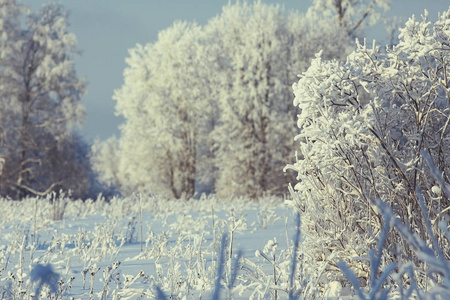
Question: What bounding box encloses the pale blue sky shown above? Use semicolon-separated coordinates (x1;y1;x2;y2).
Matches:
25;0;450;142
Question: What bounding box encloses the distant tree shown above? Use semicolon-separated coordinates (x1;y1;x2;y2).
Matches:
0;0;26;194
286;8;450;293
0;1;87;198
308;0;390;37
110;21;212;199
91;136;122;193
208;1;354;198
206;2;292;198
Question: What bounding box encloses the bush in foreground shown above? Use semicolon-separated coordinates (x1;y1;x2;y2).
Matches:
286;7;450;297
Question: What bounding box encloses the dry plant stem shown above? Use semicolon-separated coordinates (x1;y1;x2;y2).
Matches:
82;269;88;289
229;229;234;263
212;206;216;253
273;256;278;300
34;198;37;244
89;266;100;299
289;213;301;300
139;195;143;252
212;234;227;300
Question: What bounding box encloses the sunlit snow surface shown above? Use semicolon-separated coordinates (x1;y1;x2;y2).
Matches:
0;195;300;299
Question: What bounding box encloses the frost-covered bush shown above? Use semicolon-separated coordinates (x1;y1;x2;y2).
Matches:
286;8;450;294
341;152;450;299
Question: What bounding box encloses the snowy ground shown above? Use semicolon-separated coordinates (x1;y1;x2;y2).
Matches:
0;195;301;299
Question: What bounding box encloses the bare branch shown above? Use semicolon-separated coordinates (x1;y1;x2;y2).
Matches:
13;181;63;197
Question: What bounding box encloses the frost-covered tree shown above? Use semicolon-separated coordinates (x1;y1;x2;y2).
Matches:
208;1;354;198
91;136;122;192
111;21;212;198
97;0;387;199
0;2;87;197
207;2;294;198
0;0;26;190
286;8;450;294
308;0;390;37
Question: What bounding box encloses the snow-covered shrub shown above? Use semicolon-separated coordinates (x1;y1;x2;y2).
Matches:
286;8;450;294
340;152;450;298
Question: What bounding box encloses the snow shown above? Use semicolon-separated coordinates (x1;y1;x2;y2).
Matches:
0;195;304;299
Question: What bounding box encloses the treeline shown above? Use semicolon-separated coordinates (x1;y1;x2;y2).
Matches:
92;0;390;199
0;0;390;200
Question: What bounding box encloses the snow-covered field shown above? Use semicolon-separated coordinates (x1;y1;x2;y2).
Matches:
0;194;302;299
